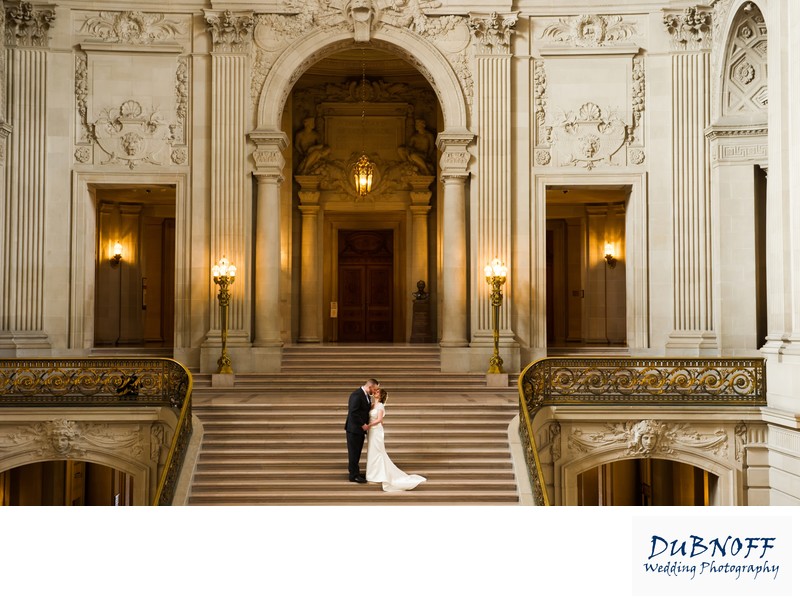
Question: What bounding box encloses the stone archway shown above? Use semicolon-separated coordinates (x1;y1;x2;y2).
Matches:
560;447;737;506
249;13;474;355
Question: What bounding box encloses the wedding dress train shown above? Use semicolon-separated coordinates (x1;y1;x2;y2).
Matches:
366;403;426;492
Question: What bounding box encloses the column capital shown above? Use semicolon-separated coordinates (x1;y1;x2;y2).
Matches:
437;130;474;178
251;129;288;179
5;1;55;49
468;11;518;55
662;6;712;52
204;9;255;54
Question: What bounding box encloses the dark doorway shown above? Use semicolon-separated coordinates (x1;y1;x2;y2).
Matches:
337;230;393;342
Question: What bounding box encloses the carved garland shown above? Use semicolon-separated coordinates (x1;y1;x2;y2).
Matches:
540;14;637;47
79;10;184;44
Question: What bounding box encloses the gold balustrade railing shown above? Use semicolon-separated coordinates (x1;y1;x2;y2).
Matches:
517;357;767;505
0;357;192;505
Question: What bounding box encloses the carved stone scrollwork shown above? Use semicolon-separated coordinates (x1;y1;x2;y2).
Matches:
569;420;729;459
79;10;184;44
468;11;518;54
4;1;55;48
541;14;638;48
0;419;145;460
550;102;628;170
663;6;712;51
549;422;562;462
205;9;255;53
92;100;170;169
734;421;747;462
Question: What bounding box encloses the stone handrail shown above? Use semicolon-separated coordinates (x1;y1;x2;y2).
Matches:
0;357;192;505
517;357;767;505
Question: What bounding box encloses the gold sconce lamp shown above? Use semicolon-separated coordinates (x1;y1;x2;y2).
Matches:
604;242;617;269
110;241;123;267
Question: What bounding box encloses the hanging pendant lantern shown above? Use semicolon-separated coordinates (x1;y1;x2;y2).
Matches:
354;154;374;196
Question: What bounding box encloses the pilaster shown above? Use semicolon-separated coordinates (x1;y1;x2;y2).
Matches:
468;11;518;358
201;9;255;372
0;1;55;355
663;6;718;356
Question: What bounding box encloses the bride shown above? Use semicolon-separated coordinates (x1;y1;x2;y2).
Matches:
366;388;427;492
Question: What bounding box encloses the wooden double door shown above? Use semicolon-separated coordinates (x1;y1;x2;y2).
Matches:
337;230;393;342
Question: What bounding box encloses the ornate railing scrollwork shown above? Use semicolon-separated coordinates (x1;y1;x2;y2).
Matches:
517;357;767;505
0;358;192;505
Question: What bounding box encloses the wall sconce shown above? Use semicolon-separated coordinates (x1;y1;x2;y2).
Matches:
604;242;617;269
484;258;507;374
110;241;123;267
212;256;237;375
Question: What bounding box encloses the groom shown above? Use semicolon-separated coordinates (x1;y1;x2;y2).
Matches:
345;378;379;483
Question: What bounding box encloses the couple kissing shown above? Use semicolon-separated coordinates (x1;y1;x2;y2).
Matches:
344;378;426;492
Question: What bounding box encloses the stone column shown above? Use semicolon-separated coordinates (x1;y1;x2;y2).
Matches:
468;12;518;366
663;7;718;356
408;176;434;291
201;9;255;372
437;132;474;370
0;1;55;355
297;183;322;343
250;132;288;371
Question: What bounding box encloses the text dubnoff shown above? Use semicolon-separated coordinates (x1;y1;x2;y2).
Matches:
643;534;780;581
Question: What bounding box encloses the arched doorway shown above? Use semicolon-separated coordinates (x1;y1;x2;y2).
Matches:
577;458;718;506
288;47;442;344
0;460;134;506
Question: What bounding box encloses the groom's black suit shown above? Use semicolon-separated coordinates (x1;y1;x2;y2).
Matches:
345;386;371;480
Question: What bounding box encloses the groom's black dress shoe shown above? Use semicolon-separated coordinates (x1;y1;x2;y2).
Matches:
349;476;367;483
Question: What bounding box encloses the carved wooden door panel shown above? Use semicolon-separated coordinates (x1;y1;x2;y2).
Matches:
338;230;393;342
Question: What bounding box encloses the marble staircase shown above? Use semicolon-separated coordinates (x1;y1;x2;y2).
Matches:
188;344;521;505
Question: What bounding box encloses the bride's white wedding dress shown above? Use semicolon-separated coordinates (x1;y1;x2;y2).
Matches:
366;403;426;492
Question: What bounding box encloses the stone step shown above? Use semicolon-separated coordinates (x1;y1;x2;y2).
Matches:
195;456;512;468
187;490;520;505
190;478;516;491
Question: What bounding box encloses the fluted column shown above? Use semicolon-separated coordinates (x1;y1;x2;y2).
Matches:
468;12;518;352
250;132;288;367
0;1;55;354
663;7;718;355
202;10;255;371
437;132;473;356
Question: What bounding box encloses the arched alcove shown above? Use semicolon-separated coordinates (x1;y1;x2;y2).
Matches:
721;2;768;117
